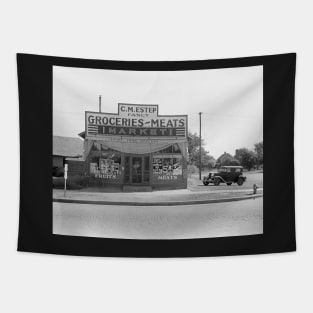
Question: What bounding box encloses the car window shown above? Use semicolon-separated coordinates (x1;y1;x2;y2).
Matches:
235;168;241;172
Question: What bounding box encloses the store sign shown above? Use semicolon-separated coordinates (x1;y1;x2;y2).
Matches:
157;175;178;180
86;103;187;139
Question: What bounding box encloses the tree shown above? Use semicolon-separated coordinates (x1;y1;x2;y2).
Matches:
199;150;216;169
254;141;263;168
187;131;216;169
216;152;240;167
235;148;257;171
204;155;216;169
187;132;201;159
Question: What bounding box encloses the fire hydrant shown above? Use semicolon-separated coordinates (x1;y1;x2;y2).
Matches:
253;184;258;194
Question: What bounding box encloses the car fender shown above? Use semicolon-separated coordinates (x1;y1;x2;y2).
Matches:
212;175;226;183
235;176;247;182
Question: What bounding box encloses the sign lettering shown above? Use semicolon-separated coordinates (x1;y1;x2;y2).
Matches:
86;103;187;139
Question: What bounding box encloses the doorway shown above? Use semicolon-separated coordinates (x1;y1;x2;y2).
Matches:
124;155;150;185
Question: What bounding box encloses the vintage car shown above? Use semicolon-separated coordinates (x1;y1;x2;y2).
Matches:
202;166;246;186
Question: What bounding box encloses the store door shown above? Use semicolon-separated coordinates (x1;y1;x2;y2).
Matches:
124;155;150;185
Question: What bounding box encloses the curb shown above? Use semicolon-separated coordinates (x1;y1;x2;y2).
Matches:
53;193;263;206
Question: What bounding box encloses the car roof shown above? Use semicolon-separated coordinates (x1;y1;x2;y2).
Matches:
220;166;243;168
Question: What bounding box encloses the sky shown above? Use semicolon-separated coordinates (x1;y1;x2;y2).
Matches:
53;65;263;159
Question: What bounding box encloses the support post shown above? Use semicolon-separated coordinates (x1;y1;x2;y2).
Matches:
199;112;202;180
64;164;68;197
99;95;102;112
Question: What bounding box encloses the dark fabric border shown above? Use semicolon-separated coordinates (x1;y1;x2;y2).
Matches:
17;53;296;257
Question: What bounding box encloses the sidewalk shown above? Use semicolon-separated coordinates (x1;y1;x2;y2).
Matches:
53;187;263;206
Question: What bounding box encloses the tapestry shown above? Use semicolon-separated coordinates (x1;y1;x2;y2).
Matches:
17;53;296;257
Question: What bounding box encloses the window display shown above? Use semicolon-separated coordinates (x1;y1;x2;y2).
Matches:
89;149;121;179
153;155;182;180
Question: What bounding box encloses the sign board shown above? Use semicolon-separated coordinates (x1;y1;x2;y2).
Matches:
64;164;68;179
86;103;187;139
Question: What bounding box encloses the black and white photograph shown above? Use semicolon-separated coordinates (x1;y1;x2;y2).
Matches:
52;65;263;239
3;0;307;311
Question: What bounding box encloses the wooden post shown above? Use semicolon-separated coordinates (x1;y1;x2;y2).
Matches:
64;164;68;197
99;95;102;112
199;112;202;180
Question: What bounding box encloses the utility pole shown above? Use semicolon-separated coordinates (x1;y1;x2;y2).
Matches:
99;95;102;112
199;112;202;180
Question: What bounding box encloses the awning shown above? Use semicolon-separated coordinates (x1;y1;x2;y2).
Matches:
83;137;188;160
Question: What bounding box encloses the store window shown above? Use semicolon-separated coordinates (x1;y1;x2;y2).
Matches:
153;144;183;178
153;156;182;176
89;145;121;179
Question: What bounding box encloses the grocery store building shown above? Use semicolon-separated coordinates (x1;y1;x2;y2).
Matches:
62;103;188;191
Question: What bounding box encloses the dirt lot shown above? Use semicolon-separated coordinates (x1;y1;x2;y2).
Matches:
53;171;263;239
53;197;263;239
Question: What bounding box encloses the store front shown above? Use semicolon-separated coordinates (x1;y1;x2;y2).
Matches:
79;103;188;190
124;154;150;185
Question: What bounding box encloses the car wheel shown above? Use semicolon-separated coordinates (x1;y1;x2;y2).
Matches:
237;177;244;186
213;178;220;186
226;182;232;186
203;181;209;186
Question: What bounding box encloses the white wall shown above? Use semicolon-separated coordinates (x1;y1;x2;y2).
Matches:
0;1;311;312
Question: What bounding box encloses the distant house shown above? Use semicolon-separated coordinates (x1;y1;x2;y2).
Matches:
53;136;84;175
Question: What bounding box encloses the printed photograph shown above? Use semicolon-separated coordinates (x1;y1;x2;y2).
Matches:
53;65;263;239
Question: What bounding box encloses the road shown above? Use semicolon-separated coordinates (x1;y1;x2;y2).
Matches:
53;198;263;239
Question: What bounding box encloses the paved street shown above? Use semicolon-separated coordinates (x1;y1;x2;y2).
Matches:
53;198;263;239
